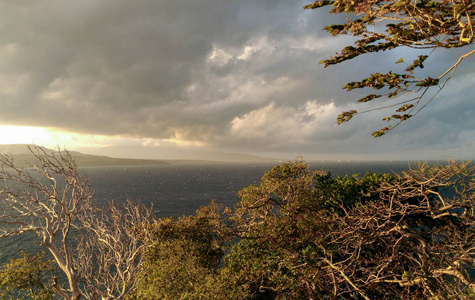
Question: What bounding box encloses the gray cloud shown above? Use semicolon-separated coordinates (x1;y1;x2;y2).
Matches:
0;0;473;159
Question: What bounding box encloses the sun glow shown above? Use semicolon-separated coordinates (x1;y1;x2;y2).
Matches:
0;126;55;145
0;125;112;149
0;125;194;153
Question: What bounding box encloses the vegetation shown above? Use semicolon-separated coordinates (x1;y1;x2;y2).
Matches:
0;251;54;299
0;149;474;299
304;0;475;136
0;146;156;300
128;201;232;299
129;160;474;299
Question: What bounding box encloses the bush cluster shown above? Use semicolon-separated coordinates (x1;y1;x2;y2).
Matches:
1;160;474;299
129;160;475;299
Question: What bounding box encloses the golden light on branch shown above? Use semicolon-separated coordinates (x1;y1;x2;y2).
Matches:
305;0;475;136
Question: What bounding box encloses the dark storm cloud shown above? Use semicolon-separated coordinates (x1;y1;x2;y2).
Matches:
0;1;324;132
0;0;473;159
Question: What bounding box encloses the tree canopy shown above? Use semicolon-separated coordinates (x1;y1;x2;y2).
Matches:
1;150;474;299
130;160;475;299
0;251;54;300
304;0;475;136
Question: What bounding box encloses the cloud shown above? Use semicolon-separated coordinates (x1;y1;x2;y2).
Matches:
0;0;473;159
0;1;326;134
230;101;337;147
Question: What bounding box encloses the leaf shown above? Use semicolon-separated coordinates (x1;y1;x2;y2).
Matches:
396;104;414;112
416;77;439;87
337;110;357;125
391;114;412;121
357;94;382;102
303;1;333;10
371;126;391;137
395;57;404;64
406;55;429;72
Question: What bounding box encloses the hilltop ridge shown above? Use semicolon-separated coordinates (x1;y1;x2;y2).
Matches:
0;144;280;167
0;144;169;167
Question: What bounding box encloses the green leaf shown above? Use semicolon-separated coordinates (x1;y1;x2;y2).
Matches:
396;104;414;112
371;126;391;137
337;110;357;125
357;94;382;102
303;1;333;10
415;77;439;87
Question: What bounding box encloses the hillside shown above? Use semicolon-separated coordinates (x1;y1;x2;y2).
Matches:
0;144;169;167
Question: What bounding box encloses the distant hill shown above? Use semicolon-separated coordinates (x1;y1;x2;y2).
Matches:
0;144;169;167
75;145;280;163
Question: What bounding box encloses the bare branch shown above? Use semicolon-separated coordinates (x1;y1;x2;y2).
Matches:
0;146;94;300
75;199;157;300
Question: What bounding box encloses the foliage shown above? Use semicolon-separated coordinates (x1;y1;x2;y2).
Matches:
128;200;233;299
2;151;474;299
304;0;475;136
226;160;396;298
131;159;475;299
0;251;54;300
227;160;475;299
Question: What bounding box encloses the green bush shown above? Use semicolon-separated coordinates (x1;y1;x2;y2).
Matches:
130;160;475;299
0;251;54;300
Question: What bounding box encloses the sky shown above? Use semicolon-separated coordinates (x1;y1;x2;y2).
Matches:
0;0;474;161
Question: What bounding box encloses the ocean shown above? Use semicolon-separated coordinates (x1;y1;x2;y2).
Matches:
0;160;421;266
85;160;417;218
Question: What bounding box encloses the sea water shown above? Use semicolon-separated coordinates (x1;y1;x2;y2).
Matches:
0;160;420;266
85;160;416;217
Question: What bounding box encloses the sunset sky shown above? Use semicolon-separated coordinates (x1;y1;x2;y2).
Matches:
0;0;474;161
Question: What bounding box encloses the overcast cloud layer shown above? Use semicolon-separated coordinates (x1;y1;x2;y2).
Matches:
0;0;474;160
